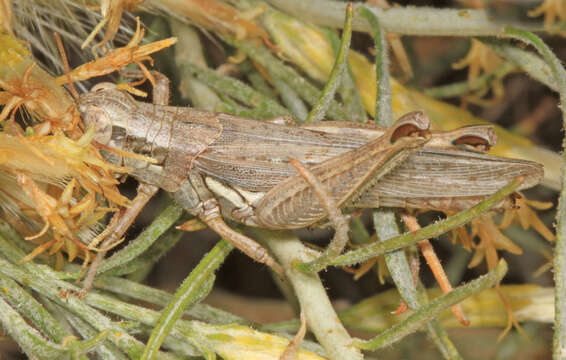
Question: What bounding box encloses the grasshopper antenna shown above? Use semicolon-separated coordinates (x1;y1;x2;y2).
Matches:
54;32;79;100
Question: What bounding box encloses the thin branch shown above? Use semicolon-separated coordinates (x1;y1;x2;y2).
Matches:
265;0;540;36
142;240;233;360
251;228;364;360
358;7;461;357
329;176;524;267
482;37;557;93
353;260;508;350
305;3;353;123
502;27;566;360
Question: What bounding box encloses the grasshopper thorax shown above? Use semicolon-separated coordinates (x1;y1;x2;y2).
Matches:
78;86;138;165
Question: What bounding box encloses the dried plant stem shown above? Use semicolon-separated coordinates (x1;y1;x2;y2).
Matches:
501;27;566;360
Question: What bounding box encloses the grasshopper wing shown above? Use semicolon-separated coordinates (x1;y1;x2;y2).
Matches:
354;149;543;210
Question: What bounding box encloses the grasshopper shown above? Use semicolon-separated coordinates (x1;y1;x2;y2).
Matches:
77;76;543;275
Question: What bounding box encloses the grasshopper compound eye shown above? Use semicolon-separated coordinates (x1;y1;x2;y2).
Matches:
80;104;113;145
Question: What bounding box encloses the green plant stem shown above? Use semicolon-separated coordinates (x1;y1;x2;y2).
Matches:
444;246;473;285
233;39;350;121
251;228;363;360
359;10;409;316
96;228;183;278
84;204;183;279
0;296;67;359
502;27;566;360
95;276;251;326
0;234;177;359
359;5;391;125
171;20;221;111
0;273;68;343
240;61;277;99
272;76;308;122
0;239;318;360
360;7;460;357
180;61;289;118
371;211;416;305
424;61;516;98
265;0;540;36
63;310;129;360
353;260;508;350
305;3;353;123
324;28;367;123
481;37;557;92
329;177;524;267
141;240;233;360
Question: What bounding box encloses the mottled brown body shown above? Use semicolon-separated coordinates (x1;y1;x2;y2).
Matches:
79;88;542;228
77;86;543;271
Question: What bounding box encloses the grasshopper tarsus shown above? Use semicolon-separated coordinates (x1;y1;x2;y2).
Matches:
121;69;170;105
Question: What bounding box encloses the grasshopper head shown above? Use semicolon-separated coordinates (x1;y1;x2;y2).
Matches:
78;84;137;164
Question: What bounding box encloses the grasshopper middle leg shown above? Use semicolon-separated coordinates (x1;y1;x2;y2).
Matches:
174;173;283;275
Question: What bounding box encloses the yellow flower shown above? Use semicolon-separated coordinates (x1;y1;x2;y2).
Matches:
466;214;523;270
499;193;555;242
452;38;506;105
528;0;566;35
450;193;554;270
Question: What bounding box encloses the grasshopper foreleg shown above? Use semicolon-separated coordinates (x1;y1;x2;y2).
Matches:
80;71;169;296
